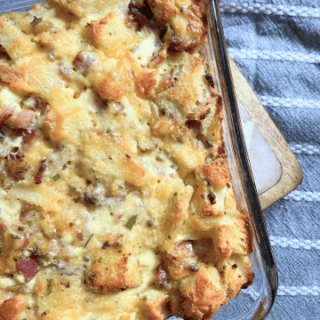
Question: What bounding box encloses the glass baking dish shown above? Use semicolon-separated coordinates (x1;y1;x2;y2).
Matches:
202;2;278;319
0;0;278;319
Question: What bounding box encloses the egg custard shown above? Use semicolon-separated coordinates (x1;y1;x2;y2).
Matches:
0;0;254;319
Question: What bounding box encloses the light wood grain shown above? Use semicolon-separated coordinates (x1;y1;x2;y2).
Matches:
229;56;303;210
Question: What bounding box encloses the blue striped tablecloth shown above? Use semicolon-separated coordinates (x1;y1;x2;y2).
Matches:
220;1;320;319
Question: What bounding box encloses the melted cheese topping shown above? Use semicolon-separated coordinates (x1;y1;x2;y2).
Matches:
0;1;254;319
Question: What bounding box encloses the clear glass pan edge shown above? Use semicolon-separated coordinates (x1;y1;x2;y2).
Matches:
204;1;278;319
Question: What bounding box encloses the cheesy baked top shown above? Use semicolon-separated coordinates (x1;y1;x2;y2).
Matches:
0;0;254;319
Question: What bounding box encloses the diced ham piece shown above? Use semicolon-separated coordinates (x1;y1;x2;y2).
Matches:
23;130;38;149
30;96;48;111
73;51;96;70
6;110;34;129
58;64;74;79
3;178;14;189
155;265;168;287
16;258;39;282
0;107;34;129
0;107;14;126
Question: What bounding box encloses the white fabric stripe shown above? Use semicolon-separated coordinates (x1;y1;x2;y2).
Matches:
270;236;320;250
228;48;320;64
258;96;320;109
220;3;320;18
278;286;320;296
246;285;320;297
289;144;320;155
283;191;320;202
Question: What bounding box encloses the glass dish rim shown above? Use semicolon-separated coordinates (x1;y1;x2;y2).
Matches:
207;1;278;319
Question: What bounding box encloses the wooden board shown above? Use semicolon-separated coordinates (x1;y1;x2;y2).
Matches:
229;56;303;210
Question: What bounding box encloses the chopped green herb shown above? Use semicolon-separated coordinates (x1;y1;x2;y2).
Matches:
125;215;137;230
53;174;61;181
84;234;94;248
47;279;53;295
21;96;30;102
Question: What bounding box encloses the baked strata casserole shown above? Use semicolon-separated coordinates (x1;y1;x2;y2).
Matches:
0;0;254;319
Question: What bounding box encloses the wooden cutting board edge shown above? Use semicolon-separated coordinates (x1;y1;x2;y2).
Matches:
228;57;303;211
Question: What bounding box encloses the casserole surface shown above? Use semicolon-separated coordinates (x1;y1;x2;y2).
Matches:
0;1;254;319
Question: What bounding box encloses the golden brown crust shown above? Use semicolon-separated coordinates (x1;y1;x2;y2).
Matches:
217;218;254;258
97;75;126;101
203;159;231;188
147;0;177;21
146;0;206;52
201;203;224;218
156;73;172;92
216;255;254;298
144;299;169;320
171;269;228;320
56;0;87;17
136;70;158;98
88;257;139;292
91;16;109;40
0;296;24;320
0;65;22;83
96;59;132;101
151;118;178;136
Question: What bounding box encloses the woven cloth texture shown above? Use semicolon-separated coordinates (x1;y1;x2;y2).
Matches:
220;1;320;319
